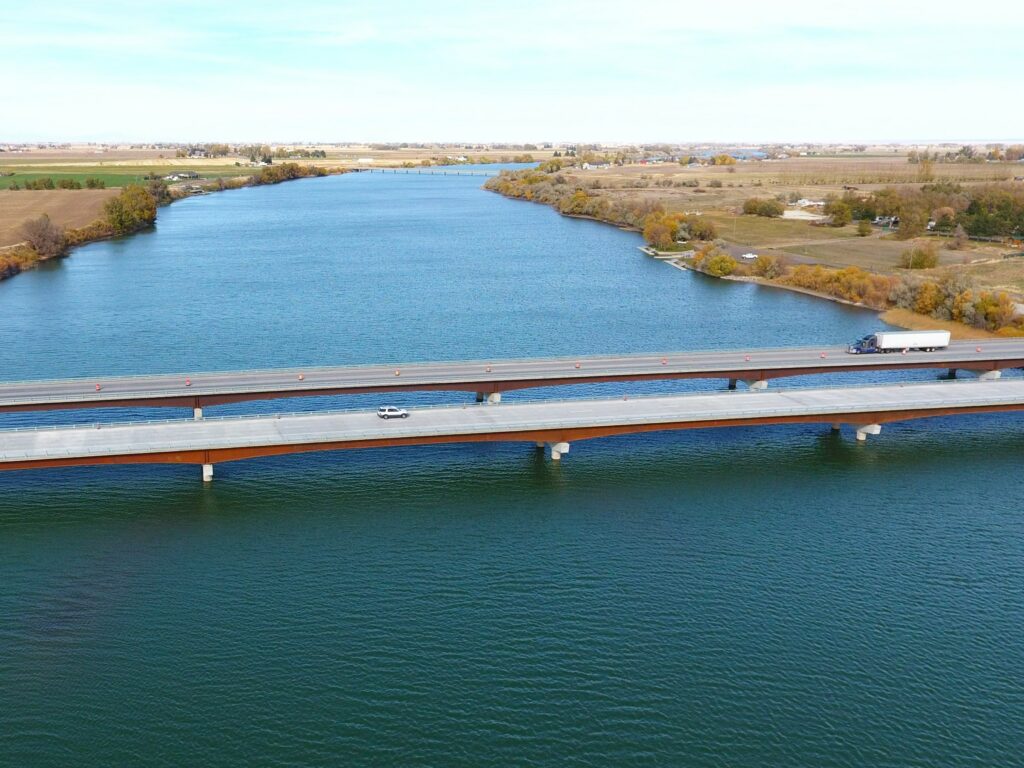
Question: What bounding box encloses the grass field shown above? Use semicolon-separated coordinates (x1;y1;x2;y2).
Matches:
700;213;856;246
0;165;253;190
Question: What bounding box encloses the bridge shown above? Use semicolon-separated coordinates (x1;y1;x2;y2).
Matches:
2;340;1021;417
2;379;1023;481
354;168;496;177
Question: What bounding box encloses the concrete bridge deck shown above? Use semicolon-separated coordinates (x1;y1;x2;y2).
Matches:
3;379;1022;479
2;340;1023;415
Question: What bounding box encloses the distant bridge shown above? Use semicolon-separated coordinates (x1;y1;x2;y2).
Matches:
354;168;497;177
2;379;1023;481
1;341;1021;417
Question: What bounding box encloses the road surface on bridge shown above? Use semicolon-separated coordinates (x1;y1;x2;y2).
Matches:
2;378;1022;472
2;340;1023;414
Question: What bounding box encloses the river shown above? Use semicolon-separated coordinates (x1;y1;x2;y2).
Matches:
1;168;1022;766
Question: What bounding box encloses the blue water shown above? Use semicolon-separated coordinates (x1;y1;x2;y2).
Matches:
1;170;1022;766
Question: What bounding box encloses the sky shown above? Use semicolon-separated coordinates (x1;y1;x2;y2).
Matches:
3;0;1023;144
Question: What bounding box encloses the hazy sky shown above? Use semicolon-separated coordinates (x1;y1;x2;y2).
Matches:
5;0;1022;143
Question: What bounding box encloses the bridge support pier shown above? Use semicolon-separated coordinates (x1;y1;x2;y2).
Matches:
476;392;484;402
535;441;545;449
548;442;570;461
194;407;203;420
202;463;214;482
744;379;769;391
969;369;1002;380
947;368;958;379
855;424;882;442
476;392;502;404
728;379;737;390
831;423;841;433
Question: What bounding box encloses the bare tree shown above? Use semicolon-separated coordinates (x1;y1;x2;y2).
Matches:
20;214;66;258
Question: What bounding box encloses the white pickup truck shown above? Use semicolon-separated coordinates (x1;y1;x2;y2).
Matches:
847;330;951;354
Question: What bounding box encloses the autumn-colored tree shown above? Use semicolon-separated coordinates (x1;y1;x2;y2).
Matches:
103;185;157;235
913;281;943;315
683;215;718;241
951;290;975;324
642;213;677;249
950;224;969;250
752;254;784;278
704;253;737;276
20;214;67;258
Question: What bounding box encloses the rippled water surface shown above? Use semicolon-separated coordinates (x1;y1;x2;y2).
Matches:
1;169;1022;766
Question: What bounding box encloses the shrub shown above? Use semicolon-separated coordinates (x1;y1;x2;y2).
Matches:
950;224;969;250
704;253;737;276
899;242;939;269
84;177;106;189
752;254;784;278
742;197;784;217
20;214;66;258
856;219;872;237
708;179;723;188
57;178;82;189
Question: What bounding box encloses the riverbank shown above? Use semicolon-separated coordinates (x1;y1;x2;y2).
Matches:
485;170;1024;339
0;165;349;284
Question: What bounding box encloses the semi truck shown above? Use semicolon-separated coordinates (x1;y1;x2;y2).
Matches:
847;330;951;354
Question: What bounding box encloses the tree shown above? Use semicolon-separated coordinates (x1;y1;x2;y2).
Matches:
704;253;737;276
683;215;718;241
917;158;935;183
824;200;852;227
742;197;784;217
20;214;66;258
146;178;173;206
103;185;157;234
950;224;969;250
913;281;943;315
642;212;682;249
856;219;872;237
896;204;928;239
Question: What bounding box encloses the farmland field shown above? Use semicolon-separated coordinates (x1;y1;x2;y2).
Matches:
0;189;117;247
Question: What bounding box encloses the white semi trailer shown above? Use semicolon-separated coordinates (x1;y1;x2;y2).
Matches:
847;330;951;354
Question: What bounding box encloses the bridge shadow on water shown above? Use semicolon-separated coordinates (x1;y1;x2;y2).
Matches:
2;410;1022;530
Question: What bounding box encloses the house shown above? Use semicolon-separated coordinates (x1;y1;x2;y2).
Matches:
163;170;200;181
187;147;207;158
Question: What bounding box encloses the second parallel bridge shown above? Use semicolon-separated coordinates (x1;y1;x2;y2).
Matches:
2;340;1023;414
3;379;1024;478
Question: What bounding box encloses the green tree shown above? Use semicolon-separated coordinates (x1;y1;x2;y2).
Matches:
856;219;872;237
824;200;852;227
896;204;928;239
103;185;157;235
899;242;939;269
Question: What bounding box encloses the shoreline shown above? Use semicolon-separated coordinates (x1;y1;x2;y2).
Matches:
485;181;1015;340
0;166;351;284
